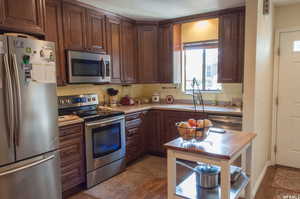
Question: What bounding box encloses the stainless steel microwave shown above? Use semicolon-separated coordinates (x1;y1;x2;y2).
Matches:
67;50;111;84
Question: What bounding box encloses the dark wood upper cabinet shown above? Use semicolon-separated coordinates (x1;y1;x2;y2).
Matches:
45;0;66;86
106;16;122;84
62;2;86;50
121;20;136;84
0;0;45;35
237;11;245;83
86;9;106;53
218;10;245;83
158;23;173;83
137;25;158;83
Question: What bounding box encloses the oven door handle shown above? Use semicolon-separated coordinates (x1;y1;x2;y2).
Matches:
85;116;124;128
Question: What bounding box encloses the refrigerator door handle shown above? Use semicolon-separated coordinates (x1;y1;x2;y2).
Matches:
11;53;22;146
0;155;55;177
3;53;15;148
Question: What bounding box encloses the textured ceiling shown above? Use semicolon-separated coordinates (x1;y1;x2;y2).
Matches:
273;0;300;5
78;0;245;20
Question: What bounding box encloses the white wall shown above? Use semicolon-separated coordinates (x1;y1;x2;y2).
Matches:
243;0;274;196
275;3;300;29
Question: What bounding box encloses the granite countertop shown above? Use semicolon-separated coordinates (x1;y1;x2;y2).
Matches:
113;104;242;116
57;104;242;127
58;115;84;127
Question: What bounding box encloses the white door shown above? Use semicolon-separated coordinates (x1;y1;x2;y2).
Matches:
276;30;300;168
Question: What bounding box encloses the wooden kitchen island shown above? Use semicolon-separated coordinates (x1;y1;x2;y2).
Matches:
164;130;256;199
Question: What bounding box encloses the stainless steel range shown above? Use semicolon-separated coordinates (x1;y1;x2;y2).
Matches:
58;94;126;188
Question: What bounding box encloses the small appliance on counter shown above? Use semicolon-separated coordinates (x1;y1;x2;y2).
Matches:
152;92;160;103
58;94;126;188
107;88;119;107
120;95;135;105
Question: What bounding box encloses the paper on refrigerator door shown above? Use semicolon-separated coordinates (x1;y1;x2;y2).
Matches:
31;63;56;83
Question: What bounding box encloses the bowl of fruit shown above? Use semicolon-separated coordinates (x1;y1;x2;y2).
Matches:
176;119;213;141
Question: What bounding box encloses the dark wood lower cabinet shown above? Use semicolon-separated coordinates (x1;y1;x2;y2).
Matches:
145;110;163;155
125;111;147;164
130;110;206;156
59;123;85;198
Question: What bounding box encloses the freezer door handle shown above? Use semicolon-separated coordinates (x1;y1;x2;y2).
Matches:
11;53;22;146
3;53;15;148
0;155;55;177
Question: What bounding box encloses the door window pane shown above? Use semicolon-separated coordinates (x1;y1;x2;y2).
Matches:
293;41;300;52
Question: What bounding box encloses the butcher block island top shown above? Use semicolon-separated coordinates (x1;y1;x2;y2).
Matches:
164;130;256;160
165;130;256;199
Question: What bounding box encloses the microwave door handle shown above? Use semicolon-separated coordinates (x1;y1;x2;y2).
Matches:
100;59;105;78
106;62;110;77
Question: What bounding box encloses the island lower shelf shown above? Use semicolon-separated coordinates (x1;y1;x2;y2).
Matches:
175;171;249;199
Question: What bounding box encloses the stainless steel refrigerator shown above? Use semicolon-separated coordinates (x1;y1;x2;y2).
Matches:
0;36;61;199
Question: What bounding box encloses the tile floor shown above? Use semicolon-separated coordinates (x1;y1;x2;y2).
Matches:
69;155;191;199
70;156;300;199
255;165;300;199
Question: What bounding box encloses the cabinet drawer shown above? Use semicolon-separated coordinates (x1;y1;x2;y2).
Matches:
59;123;83;137
126;118;142;129
59;132;84;167
126;133;140;146
59;132;83;148
126;112;141;121
125;111;147;121
60;144;82;167
126;144;140;163
61;161;84;192
126;127;139;137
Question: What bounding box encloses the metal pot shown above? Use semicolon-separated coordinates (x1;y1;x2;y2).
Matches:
177;161;220;189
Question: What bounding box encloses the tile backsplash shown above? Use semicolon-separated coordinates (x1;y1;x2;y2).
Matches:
57;84;144;105
57;83;243;105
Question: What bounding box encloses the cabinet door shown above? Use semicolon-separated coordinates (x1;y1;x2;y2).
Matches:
137;25;158;83
146;111;163;154
86;9;106;53
0;0;45;34
45;0;66;86
158;23;173;83
237;11;245;83
121;21;136;83
63;2;86;50
106;17;122;84
59;123;85;196
218;11;244;83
